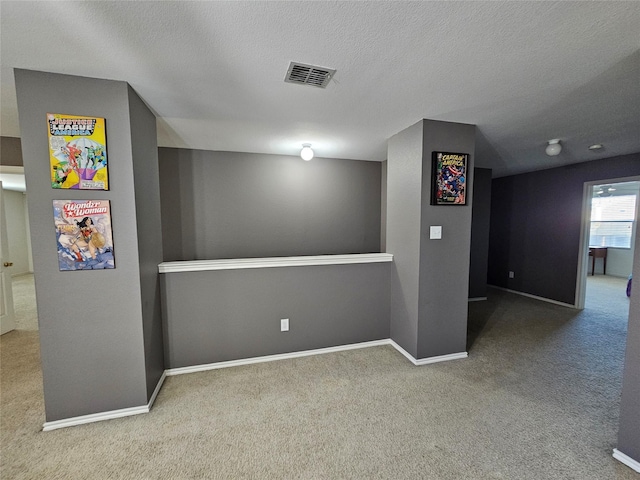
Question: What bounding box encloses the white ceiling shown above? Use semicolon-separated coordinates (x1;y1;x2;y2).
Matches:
1;1;639;177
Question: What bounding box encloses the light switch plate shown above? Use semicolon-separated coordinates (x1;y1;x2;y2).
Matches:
280;318;289;332
430;226;442;239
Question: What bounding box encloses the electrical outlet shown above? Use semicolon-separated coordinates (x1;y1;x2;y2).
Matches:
280;318;289;332
509;271;515;279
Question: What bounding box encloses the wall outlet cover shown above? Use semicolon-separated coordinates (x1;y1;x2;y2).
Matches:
430;226;442;240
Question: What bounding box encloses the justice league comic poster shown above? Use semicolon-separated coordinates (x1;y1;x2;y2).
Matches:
53;200;115;271
47;113;109;190
431;152;468;205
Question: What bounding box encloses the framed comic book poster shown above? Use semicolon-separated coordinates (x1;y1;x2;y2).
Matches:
431;152;468;205
53;200;115;271
47;113;109;190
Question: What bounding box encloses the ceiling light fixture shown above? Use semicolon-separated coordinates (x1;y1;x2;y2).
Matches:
545;139;562;156
300;144;314;161
588;144;603;151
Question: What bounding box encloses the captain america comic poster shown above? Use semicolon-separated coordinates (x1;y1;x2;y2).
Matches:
47;113;109;190
53;200;115;271
431;152;468;205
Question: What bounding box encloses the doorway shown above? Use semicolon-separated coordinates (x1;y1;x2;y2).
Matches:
0;166;37;335
576;176;640;310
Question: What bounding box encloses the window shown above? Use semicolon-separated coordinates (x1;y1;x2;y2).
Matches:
589;194;637;248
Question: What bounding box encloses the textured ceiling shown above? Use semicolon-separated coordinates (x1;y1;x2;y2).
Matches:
1;1;639;177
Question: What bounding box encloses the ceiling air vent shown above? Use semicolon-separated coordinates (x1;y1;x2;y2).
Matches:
285;62;335;88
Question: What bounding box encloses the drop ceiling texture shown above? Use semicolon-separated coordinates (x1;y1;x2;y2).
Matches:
1;1;639;177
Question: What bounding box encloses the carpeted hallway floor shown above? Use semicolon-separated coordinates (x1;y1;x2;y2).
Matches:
0;274;637;479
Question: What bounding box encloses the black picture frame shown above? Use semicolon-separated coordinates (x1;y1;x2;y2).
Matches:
431;151;469;205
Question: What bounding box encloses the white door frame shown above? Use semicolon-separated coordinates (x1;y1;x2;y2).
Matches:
575;175;640;309
0;182;16;334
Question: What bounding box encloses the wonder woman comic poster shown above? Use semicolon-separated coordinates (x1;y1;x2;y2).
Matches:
53;200;115;271
47;113;109;190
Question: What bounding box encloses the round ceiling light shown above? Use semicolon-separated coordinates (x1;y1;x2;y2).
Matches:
300;144;314;161
545;139;562;156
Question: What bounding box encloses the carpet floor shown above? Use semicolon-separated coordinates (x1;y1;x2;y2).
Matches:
1;274;637;479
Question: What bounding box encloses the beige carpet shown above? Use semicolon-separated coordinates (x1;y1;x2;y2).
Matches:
1;274;637;479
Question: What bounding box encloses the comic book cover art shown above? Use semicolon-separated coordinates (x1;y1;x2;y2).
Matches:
53;200;115;271
431;152;468;205
47;113;108;190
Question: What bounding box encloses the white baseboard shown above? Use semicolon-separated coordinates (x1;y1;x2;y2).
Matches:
43;405;149;432
388;339;468;365
42;338;468;431
148;371;167;408
42;372;167;432
613;448;640;473
488;285;576;308
165;339;391;376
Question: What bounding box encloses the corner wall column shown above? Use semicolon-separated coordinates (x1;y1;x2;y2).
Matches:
14;69;164;424
386;119;475;360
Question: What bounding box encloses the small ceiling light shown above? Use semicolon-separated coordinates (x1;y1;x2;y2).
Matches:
300;144;314;161
545;139;562;156
588;144;603;151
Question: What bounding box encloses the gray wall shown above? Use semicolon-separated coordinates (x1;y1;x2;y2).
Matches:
488;153;640;305
0;136;23;166
386;120;424;357
617;208;640;462
469;168;492;299
158;148;381;261
161;263;390;368
14;69;156;421
386;119;476;359
417;120;475;359
128;86;165;400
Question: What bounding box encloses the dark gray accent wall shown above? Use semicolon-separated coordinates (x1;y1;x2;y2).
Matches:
469;168;492;299
617;212;640;461
417;120;476;359
127;86;165;399
386;119;476;359
14;69;158;421
158;148;381;261
161;263;390;368
1;136;23;166
488;153;640;305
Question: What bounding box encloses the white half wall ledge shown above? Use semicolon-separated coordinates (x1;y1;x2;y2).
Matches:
159;253;393;273
613;449;640;473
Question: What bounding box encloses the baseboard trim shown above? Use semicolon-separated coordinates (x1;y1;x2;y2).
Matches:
42;372;167;432
148;371;167;409
388;339;468;365
488;285;575;308
42;338;469;431
43;405;149;432
165;339;391;376
468;297;487;302
613;448;640;473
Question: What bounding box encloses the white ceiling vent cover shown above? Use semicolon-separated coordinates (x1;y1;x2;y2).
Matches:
285;62;335;88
